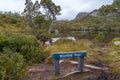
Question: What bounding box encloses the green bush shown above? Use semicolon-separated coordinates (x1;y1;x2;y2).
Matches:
0;33;49;63
0;34;8;52
0;34;5;43
34;30;53;45
0;52;27;80
95;32;104;43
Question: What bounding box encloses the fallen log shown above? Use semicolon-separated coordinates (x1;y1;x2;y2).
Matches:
69;60;108;70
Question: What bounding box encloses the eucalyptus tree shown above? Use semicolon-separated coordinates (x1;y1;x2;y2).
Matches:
40;0;61;32
33;0;41;17
23;0;61;30
24;0;34;27
23;0;61;44
40;0;61;20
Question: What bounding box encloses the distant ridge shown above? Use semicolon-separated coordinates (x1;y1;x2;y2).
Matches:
75;9;99;19
75;12;89;19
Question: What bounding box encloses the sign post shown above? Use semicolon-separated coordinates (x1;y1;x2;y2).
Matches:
53;51;87;75
78;57;84;72
54;59;60;75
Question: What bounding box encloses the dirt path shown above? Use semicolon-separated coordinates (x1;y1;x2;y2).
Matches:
28;60;118;80
28;60;81;80
28;63;54;80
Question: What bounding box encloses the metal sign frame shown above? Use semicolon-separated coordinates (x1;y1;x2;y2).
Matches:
53;51;87;75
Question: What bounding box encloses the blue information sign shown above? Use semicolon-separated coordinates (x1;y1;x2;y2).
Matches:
53;51;87;75
53;51;86;60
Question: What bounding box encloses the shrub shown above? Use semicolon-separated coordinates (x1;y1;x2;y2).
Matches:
95;32;104;43
0;33;49;63
0;34;5;51
0;34;5;43
0;52;27;80
35;30;53;45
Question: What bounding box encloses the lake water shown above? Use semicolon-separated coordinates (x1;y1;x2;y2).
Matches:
71;31;120;42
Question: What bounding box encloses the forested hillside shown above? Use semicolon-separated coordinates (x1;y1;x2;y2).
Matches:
53;0;120;36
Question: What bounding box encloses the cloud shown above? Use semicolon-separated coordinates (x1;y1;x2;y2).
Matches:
0;0;25;12
0;0;113;20
53;0;113;20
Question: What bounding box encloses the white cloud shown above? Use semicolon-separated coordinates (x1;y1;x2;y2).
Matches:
0;0;25;12
0;0;113;20
53;0;113;20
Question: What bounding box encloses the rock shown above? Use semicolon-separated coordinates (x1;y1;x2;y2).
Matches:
114;41;120;46
29;69;46;73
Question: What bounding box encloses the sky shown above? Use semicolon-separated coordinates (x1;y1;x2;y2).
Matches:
0;0;113;20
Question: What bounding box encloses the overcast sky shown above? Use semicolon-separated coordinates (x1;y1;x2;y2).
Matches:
0;0;113;20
